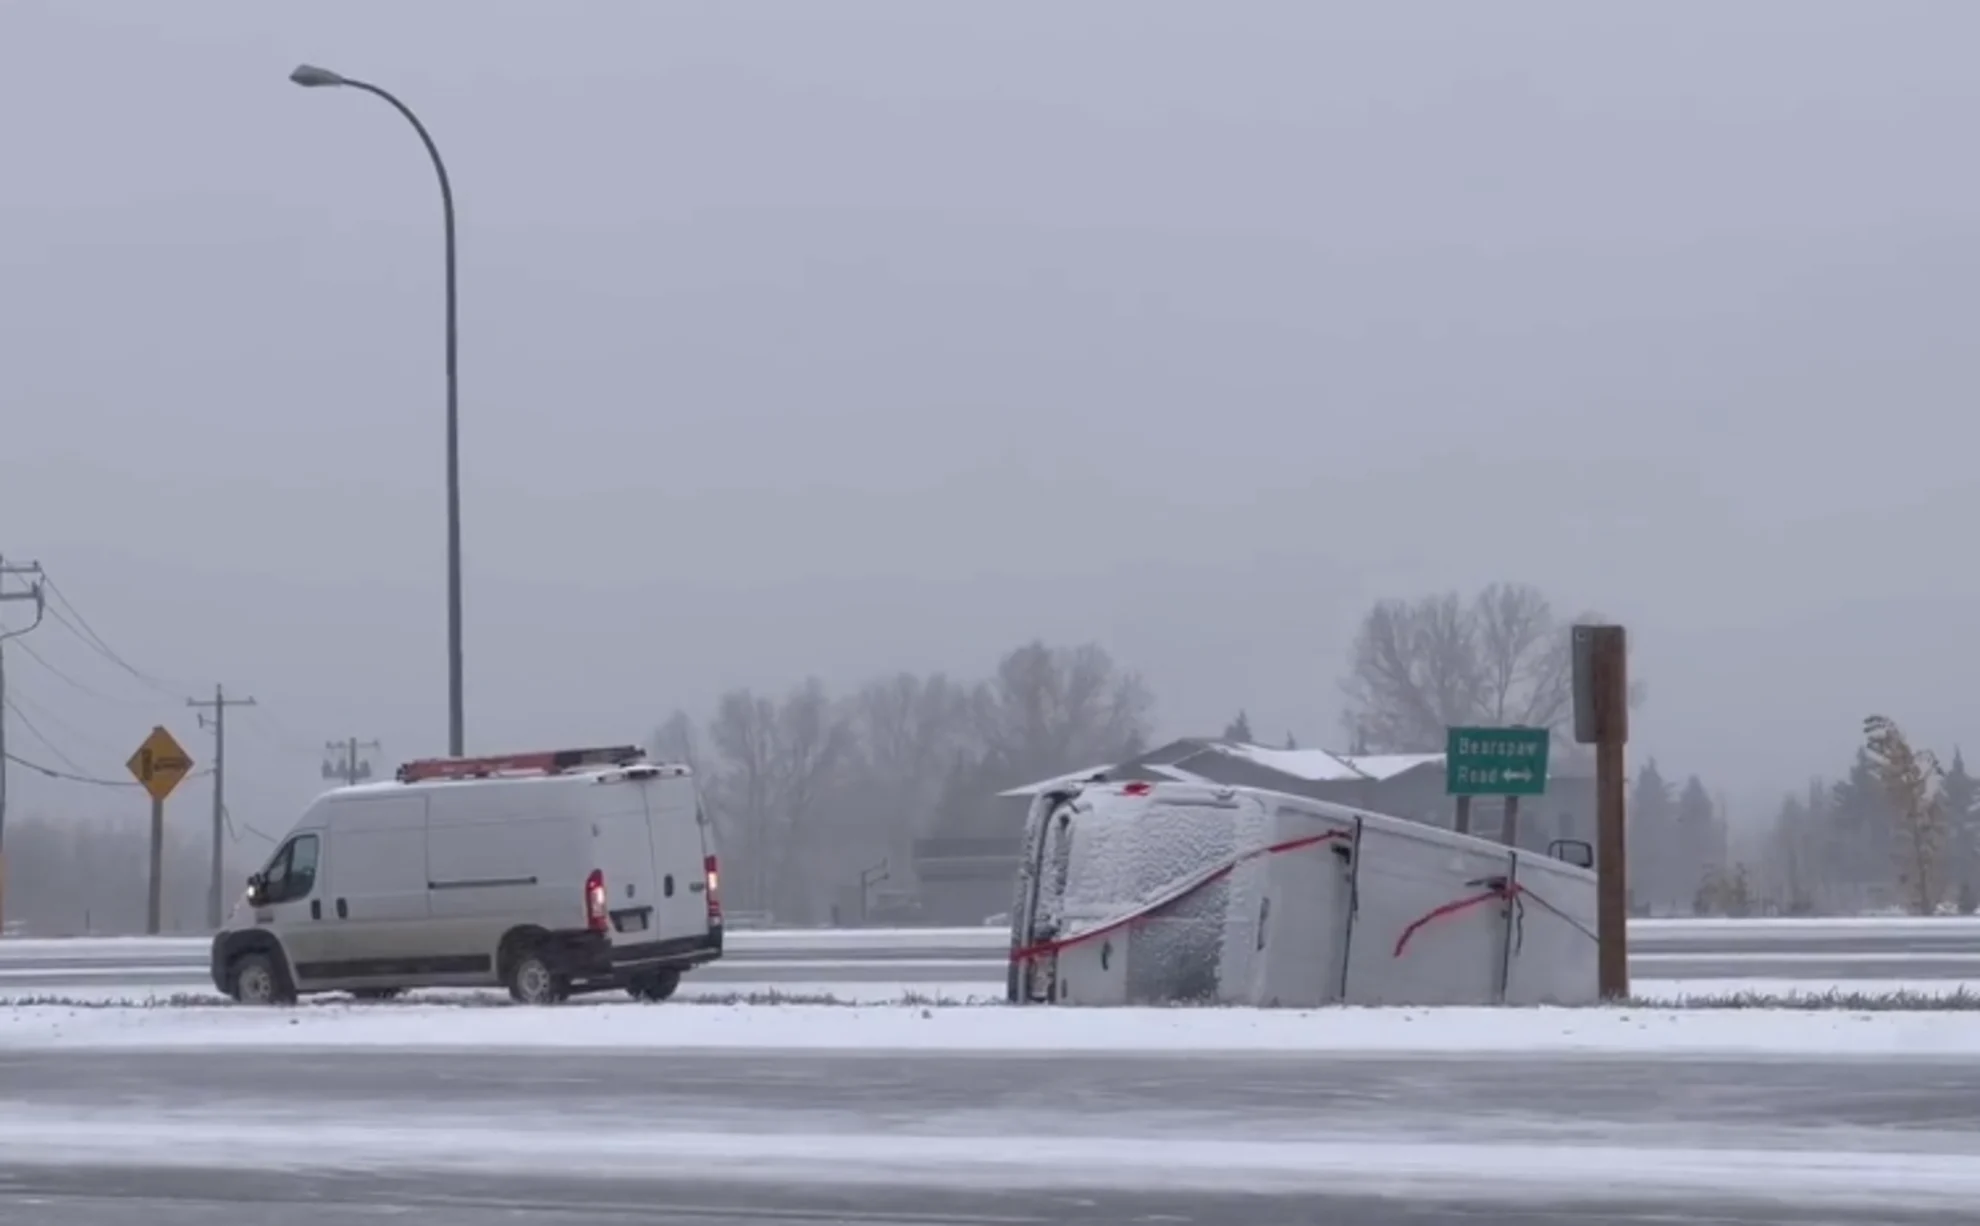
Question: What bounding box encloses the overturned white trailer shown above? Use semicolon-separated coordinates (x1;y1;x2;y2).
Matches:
1006;780;1598;1008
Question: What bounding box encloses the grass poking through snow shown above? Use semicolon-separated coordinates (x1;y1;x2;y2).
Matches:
4;987;1979;1012
1624;986;1980;1011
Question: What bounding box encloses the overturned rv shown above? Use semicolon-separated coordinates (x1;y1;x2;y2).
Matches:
1006;780;1598;1008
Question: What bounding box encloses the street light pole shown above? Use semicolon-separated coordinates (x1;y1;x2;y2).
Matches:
290;63;465;757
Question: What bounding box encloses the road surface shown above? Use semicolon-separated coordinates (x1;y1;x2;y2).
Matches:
1;1047;1974;1223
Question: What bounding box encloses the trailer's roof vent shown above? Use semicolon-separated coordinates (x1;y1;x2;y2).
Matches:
396;744;647;784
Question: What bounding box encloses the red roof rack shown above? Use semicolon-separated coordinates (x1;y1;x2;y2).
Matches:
396;744;647;784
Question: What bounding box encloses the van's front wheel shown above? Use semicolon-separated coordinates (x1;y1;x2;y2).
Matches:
627;969;681;1002
229;952;296;1006
506;951;569;1006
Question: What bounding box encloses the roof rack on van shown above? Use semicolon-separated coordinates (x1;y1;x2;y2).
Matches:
396;744;648;784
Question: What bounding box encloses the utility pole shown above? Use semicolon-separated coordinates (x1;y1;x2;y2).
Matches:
189;685;256;931
322;737;380;787
0;557;45;935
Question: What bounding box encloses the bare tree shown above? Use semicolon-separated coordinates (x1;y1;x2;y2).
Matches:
703;679;855;921
704;689;780;914
850;672;974;858
649;708;702;776
771;678;856;913
1863;714;1949;915
973;641;1153;784
1340;583;1638;752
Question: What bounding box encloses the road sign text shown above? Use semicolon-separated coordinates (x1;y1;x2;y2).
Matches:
1445;726;1550;797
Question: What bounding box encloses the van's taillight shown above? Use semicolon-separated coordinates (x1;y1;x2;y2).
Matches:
703;855;722;924
585;869;609;933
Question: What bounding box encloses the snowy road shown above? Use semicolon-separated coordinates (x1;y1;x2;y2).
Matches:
3;1047;1977;1222
5;1169;1972;1226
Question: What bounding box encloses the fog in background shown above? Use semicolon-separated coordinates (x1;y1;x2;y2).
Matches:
5;1;1980;930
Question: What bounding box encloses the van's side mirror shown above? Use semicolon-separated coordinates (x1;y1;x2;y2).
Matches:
1549;839;1595;870
245;873;266;905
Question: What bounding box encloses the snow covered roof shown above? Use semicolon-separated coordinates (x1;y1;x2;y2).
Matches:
997;764;1119;798
1339;753;1448;781
1207;743;1364;781
997;741;1446;798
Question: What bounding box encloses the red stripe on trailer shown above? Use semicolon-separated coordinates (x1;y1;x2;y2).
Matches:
1392;881;1521;958
396;744;647;784
1391;879;1598;958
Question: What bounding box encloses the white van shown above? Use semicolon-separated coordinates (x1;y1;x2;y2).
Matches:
209;744;723;1006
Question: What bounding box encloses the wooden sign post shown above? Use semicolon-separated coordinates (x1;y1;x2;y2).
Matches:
1573;625;1630;1000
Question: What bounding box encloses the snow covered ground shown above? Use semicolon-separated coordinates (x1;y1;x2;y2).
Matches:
7;997;1980;1055
0;1107;1975;1209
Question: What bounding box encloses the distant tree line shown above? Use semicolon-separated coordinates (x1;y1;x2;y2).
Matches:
13;581;1958;933
654;640;1154;924
6;816;217;936
1752;715;1980;917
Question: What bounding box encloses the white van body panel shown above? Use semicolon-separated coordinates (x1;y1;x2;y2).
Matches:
211;757;722;1000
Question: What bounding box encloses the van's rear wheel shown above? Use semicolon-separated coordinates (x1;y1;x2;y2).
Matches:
627;969;681;1002
229;952;296;1006
506;951;569;1006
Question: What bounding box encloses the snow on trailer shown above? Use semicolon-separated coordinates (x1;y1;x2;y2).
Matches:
1006;780;1597;1008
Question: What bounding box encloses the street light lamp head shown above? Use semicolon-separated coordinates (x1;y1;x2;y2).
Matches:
289;64;347;88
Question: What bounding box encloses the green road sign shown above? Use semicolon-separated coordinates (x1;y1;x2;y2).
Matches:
1445;726;1550;796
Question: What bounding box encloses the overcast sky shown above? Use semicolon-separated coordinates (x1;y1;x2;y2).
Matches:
4;1;1979;840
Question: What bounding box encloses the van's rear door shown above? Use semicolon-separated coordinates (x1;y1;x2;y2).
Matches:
638;769;715;944
587;774;664;945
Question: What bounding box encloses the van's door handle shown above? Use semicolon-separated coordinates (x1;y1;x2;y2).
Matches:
311;899;321;920
336;898;348;919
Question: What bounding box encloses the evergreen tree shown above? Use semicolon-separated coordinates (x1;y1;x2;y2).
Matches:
1284;731;1299;750
1628;760;1676;912
1767;792;1816;914
1940;749;1979;911
1222;710;1255;744
1864;715;1950;915
1830;749;1897;908
1676;776;1721;911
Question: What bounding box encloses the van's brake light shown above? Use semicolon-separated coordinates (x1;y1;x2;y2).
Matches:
703;855;722;925
584;869;609;933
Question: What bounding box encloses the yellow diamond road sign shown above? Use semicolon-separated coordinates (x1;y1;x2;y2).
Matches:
127;725;195;803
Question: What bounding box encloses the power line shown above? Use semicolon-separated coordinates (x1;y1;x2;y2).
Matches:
42;603;183;699
219;800;280;847
236;704;326;758
1;696;91;776
5;685;128;757
6;636;142;705
2;751;212;789
2;750;140;788
40;577;189;699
